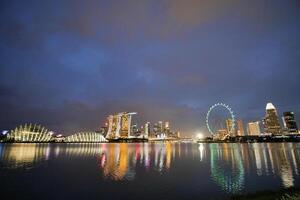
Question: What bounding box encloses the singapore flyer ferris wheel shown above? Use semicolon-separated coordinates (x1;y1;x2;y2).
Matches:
206;103;235;135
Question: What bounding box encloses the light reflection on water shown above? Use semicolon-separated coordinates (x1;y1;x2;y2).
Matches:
208;143;300;193
0;143;51;169
0;142;300;195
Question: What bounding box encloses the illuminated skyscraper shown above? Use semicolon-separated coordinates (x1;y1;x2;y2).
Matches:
144;122;151;138
247;121;261;136
263;103;281;135
131;124;138;136
283;112;298;133
164;122;170;133
153;123;159;134
158;121;163;132
236;120;245;136
226;119;236;136
106;112;137;139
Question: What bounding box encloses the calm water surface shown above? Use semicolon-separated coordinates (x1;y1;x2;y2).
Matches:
0;142;300;199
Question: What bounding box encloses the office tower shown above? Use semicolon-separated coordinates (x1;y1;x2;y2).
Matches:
158;121;163;132
263;103;281;135
153;123;159;133
144;122;151;138
236;120;245;136
131;124;139;137
247;121;261;136
176;131;180;138
226;119;236;136
283;111;298;133
164;122;170;132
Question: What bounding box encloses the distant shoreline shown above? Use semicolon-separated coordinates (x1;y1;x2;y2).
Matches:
199;135;300;143
1;139;300;144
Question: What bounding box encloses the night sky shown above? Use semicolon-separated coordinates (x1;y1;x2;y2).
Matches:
1;0;300;136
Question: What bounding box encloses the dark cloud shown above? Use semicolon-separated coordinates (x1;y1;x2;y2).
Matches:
1;0;300;136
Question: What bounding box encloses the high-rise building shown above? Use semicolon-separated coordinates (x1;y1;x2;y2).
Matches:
247;121;261;136
158;121;163;132
263;103;281;135
283;111;298;133
164;122;170;132
236;120;245;136
176;131;180;138
153;123;159;134
144;122;151;138
131;124;138;136
106;112;137;139
226;119;236;136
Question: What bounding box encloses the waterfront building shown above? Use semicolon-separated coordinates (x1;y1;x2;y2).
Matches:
247;121;261;136
131;124;139;136
164;122;170;133
8;123;53;142
152;121;166;137
106;112;137;139
217;129;229;140
153;123;159;134
158;121;163;132
65;132;107;143
144;122;151;138
176;131;180;138
54;135;65;142
263;103;281;135
283;111;298;134
99;125;108;136
236;120;245;136
226;119;236;137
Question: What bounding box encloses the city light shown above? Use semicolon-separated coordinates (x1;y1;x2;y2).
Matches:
0;1;299;199
2;130;8;135
196;133;204;140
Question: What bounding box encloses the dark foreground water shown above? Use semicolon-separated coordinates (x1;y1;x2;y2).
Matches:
0;142;300;200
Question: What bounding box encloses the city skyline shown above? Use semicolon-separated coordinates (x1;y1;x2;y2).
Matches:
1;1;300;136
3;101;299;138
1;1;300;200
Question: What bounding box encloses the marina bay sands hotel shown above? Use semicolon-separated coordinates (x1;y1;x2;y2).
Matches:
106;112;138;139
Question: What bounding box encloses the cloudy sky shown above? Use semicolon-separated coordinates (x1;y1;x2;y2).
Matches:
1;0;300;136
